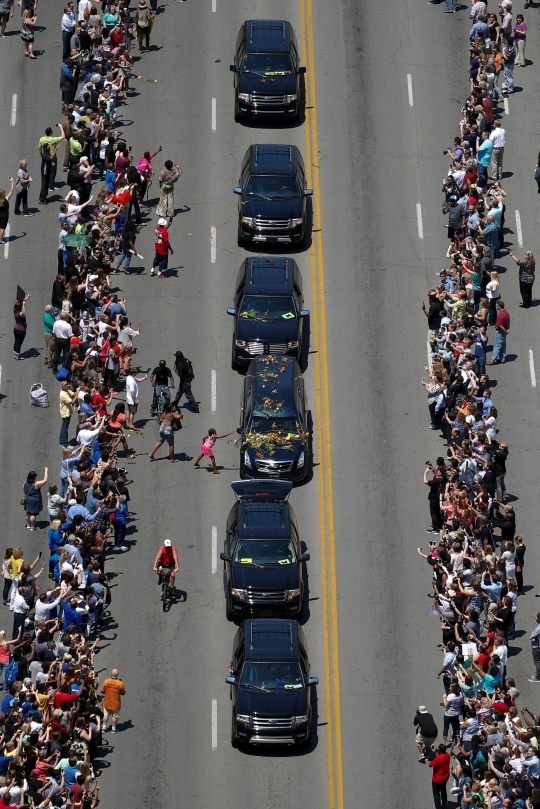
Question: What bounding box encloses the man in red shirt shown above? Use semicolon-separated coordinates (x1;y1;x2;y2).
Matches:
151;218;174;278
488;299;510;365
152;539;179;588
429;743;450;809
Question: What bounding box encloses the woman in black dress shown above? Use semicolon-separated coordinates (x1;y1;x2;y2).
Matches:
23;468;48;530
13;294;30;360
0;178;14;245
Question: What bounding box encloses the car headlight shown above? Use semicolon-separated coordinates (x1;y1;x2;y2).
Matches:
297;451;304;468
241;216;254;227
235;339;247;347
238;93;250;103
287;340;298;349
236;713;250;724
287;588;301;601
231;588;246;600
293;714;308;725
286;94;297;104
290;218;303;228
244;450;252;468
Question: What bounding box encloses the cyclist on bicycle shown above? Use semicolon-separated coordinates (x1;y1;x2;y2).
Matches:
150;359;174;416
152;539;179;589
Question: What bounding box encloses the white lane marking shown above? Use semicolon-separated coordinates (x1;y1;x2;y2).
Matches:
211;369;216;412
515;210;523;247
503;97;509;115
212;699;217;749
3;224;10;259
210;225;216;263
212;0;216;10
212;526;217;574
212;98;216;131
407;74;413;107
530;349;536;388
416;203;423;239
10;95;17;127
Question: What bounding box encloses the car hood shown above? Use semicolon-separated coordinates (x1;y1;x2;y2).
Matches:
237;318;298;342
237;688;307;716
241;198;302;220
238;74;297;96
231;564;299;590
245;441;305;464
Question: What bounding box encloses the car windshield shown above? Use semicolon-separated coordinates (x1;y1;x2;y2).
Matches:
234;538;296;566
239;662;304;690
245;175;300;200
241;53;294;76
239;295;296;322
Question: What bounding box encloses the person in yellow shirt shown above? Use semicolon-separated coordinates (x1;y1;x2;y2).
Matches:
59;381;80;448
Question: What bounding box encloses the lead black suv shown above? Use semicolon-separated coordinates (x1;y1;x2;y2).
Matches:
234;144;312;247
230;19;306;121
238;355;309;482
227;256;309;368
220;480;310;619
226;618;318;746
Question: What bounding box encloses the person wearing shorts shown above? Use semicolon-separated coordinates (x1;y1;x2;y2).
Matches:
101;668;126;733
151;218;173;278
125;368;147;430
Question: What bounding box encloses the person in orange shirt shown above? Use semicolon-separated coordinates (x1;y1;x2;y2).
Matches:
101;668;126;734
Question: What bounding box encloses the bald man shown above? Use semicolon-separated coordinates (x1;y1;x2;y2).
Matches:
101;668;126;733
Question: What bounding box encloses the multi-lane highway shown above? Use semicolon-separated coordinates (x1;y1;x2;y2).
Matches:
1;0;540;806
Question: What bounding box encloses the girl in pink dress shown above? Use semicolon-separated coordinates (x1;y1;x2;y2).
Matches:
194;428;234;474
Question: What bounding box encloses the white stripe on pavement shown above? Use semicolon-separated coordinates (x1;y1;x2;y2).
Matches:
407;74;413;107
416;203;423;239
3;224;10;259
530;349;536;388
503;97;509;115
212;0;216;10
212;699;217;749
210;226;216;263
212;526;217;574
10;95;17;127
212;98;216;131
515;210;523;248
211;369;216;411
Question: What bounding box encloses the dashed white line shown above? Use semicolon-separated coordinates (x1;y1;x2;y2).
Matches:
212;526;217;574
10;95;17;127
515;210;523;248
416;203;424;239
530;349;536;388
3;224;10;259
211;369;216;412
211;0;216;10
210;225;216;263
503;97;509;116
212;699;217;749
212;98;216;131
407;74;413;107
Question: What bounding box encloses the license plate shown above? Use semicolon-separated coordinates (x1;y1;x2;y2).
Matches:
266;237;278;242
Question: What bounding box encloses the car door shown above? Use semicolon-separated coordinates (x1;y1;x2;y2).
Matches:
233;23;245;93
224;504;238;590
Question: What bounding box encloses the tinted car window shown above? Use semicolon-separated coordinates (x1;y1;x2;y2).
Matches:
234;538;296;566
239;662;303;690
240;53;294;75
239;295;296;322
245;175;300;199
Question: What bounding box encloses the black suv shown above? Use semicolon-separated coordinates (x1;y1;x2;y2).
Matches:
234;144;312;247
230;19;305;121
227;256;309;368
226;618;318;746
238;355;309;482
220;480;310;619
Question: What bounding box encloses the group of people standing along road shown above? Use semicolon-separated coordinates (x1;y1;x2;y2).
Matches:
415;2;539;808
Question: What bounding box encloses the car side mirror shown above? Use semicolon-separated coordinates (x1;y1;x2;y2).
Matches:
299;553;310;562
236;426;243;434
225;676;236;685
220;552;232;562
304;189;313;196
227;308;236;316
299;309;309;318
230;65;238;72
298;66;306;74
308;677;318;686
233;187;242;195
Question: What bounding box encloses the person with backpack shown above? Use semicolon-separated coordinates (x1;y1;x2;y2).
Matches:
172;351;199;413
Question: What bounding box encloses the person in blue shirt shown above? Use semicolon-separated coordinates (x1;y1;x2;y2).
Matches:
113;497;129;550
475;390;494;417
62;598;84;632
1;688;17;715
67;497;96;524
481;570;502;622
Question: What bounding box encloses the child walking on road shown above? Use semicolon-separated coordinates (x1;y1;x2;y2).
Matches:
194;429;234;474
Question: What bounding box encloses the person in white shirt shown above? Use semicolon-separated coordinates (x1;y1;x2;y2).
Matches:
125;367;148;430
52;313;73;369
77;415;106;446
78;0;91;20
34;589;62;623
11;586;29;638
470;0;487;20
489;122;506;180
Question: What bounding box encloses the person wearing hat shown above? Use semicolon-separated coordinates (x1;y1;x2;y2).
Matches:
414;706;438;762
442;194;465;241
151;218;174;278
150;359;174;415
172;351;199;413
152;539;179;589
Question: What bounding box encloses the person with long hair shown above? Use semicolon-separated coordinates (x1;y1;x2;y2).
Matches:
13;294;30;360
21;7;37;57
509;249;535;308
149;403;183;463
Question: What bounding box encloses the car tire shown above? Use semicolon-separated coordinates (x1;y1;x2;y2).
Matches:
225;592;234;621
231;713;239;748
234;97;242;123
231;340;240;371
297;231;306;249
237;221;245;247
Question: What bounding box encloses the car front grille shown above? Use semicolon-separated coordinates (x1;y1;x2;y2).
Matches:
256;459;293;473
250;93;287;105
247;342;288;355
254;218;291;229
246;590;288;603
251;715;294;730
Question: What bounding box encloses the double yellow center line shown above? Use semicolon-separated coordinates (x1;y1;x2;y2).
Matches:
299;1;344;807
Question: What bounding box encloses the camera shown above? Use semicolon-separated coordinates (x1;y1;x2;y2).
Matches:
443;150;449;156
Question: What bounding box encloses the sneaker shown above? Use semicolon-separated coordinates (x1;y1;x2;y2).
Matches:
102;726;108;732
157;272;165;278
110;727;117;733
150;269;155;276
120;545;128;551
418;754;426;762
427;528;440;534
23;212;34;217
529;677;540;683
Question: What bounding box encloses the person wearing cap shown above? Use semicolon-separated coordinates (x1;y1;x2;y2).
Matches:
414;706;438;763
101;668;125;733
172;351;199;413
442;195;464;241
151;218;174;278
150;359;174;415
152;539;179;589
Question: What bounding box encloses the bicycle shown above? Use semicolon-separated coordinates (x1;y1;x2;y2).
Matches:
160;566;172;610
156;387;167;421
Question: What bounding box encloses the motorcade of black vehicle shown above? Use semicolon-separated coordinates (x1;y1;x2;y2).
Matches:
234;144;312;246
230;19;306;121
226;618;318;746
237;355;309;482
220;480;310;619
227;256;309;368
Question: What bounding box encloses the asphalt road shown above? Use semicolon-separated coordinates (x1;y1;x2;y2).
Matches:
1;0;540;806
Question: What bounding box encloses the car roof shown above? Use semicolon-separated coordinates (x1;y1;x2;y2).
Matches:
244;618;298;662
237;501;290;538
249;144;297;176
245;20;290;54
244;257;295;295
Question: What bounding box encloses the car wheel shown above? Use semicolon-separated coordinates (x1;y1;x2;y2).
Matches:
297;231;306;249
225;591;234;621
231;713;239;748
237;221;245;247
231;339;240;371
234;97;241;123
